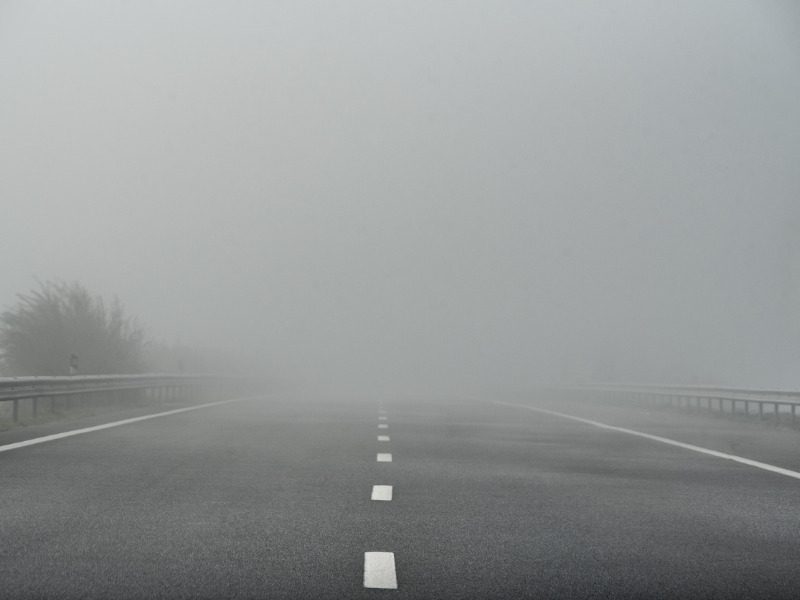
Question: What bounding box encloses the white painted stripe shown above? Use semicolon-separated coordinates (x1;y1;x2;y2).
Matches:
378;410;387;415
0;397;250;454
378;435;390;442
377;453;392;462
379;416;387;421
493;400;800;482
371;485;393;501
364;552;397;589
378;424;388;429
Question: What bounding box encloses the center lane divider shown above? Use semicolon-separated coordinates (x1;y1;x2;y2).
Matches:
364;552;398;589
365;409;398;589
371;485;393;501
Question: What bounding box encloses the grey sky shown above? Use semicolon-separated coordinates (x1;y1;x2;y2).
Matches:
1;1;799;392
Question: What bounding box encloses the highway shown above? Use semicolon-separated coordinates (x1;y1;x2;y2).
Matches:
2;393;800;599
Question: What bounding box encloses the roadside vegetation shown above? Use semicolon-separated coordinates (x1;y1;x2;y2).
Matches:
0;281;145;376
0;280;220;377
0;281;247;430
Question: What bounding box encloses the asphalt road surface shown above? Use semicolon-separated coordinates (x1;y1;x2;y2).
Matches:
2;392;800;599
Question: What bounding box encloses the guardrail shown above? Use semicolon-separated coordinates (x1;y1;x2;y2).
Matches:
566;383;800;428
0;374;255;423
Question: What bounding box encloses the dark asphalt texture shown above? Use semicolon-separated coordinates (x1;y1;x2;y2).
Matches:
1;393;800;599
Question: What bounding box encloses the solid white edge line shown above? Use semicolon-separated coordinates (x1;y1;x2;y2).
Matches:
378;435;390;442
371;485;393;501
0;397;253;454
376;453;392;462
364;552;397;589
493;400;800;481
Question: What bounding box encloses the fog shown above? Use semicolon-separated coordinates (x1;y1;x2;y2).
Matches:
1;1;798;395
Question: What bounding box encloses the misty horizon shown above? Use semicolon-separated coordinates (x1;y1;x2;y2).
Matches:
2;1;798;394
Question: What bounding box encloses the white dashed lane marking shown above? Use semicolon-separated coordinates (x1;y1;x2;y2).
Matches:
364;552;398;589
368;410;396;587
371;485;393;501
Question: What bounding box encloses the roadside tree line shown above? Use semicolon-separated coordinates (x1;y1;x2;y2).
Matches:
0;281;212;376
